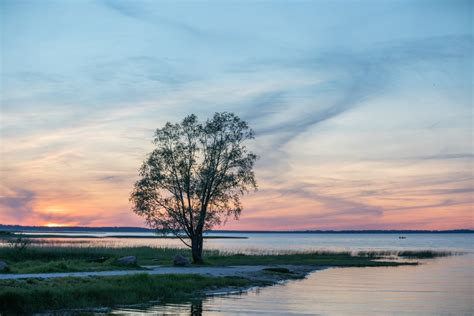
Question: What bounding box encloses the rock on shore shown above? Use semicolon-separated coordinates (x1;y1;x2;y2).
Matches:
116;256;137;266
173;254;190;266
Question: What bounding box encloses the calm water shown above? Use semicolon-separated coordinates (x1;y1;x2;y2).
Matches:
20;232;474;254
112;254;473;315
18;232;474;315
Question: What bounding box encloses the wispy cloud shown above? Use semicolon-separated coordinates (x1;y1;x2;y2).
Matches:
1;0;472;229
102;0;206;37
243;34;473;142
0;189;36;221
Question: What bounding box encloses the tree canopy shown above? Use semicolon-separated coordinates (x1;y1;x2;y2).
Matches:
130;112;257;261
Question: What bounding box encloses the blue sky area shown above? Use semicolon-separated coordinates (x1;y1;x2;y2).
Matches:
0;0;472;229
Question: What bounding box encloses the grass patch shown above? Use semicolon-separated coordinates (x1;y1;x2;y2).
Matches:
0;245;454;274
396;250;454;259
205;251;417;267
358;250;455;259
0;273;258;313
0;245;192;273
5;258;141;274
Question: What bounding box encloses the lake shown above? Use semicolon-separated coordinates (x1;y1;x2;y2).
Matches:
19;231;473;253
16;232;474;315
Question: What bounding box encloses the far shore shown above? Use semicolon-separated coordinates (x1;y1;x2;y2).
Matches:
4;233;248;239
1;225;472;234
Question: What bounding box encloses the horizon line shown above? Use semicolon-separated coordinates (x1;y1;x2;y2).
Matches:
1;224;472;233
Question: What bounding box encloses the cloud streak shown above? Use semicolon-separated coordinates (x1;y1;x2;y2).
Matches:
1;0;472;229
0;189;36;221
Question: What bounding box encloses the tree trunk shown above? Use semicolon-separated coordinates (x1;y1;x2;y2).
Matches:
191;234;204;264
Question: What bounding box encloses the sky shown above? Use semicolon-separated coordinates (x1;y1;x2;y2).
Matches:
0;0;472;230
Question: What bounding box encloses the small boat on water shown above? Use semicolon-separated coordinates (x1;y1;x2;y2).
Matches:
399;236;406;239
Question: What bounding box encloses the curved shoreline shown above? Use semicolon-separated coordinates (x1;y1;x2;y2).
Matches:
0;264;324;280
0;264;327;313
202;265;326;295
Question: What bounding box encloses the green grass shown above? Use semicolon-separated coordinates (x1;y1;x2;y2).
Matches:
0;246;154;273
0;245;435;273
0;273;258;313
395;250;454;259
4;258;142;274
0;244;193;263
0;245;196;273
205;252;416;267
357;250;456;259
0;245;455;274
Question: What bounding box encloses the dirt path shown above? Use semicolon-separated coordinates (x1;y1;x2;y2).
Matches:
0;265;322;280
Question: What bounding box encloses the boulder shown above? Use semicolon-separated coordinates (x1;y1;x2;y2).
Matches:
173;254;190;266
116;256;137;266
0;260;9;272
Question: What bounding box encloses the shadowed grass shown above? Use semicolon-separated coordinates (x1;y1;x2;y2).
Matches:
4;258;142;274
0;244;199;262
396;250;454;258
205;252;416;267
0;245;455;273
357;250;456;259
0;246;163;273
0;273;258;313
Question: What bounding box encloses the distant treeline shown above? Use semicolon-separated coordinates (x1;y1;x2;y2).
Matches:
0;225;472;234
216;229;474;234
0;225;153;233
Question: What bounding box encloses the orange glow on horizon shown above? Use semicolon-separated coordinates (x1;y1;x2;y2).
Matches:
44;223;66;228
39;205;69;215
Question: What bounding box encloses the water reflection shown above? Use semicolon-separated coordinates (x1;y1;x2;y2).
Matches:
112;299;204;316
111;255;473;315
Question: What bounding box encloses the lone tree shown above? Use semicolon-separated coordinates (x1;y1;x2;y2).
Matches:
131;112;257;263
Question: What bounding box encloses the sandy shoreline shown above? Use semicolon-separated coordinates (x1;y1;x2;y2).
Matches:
0;264;324;280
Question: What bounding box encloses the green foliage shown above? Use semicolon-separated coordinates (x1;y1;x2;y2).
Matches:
0;245;217;273
131;113;258;262
396;250;454;258
357;250;454;259
205;252;417;267
0;245;444;274
0;274;255;313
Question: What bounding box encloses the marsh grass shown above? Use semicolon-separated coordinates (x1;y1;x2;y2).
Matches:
357;250;456;259
0;246;193;273
205;252;416;267
394;250;455;258
0;273;258;313
0;244;455;274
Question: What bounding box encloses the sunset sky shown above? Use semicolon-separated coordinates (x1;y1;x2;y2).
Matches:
1;0;472;230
